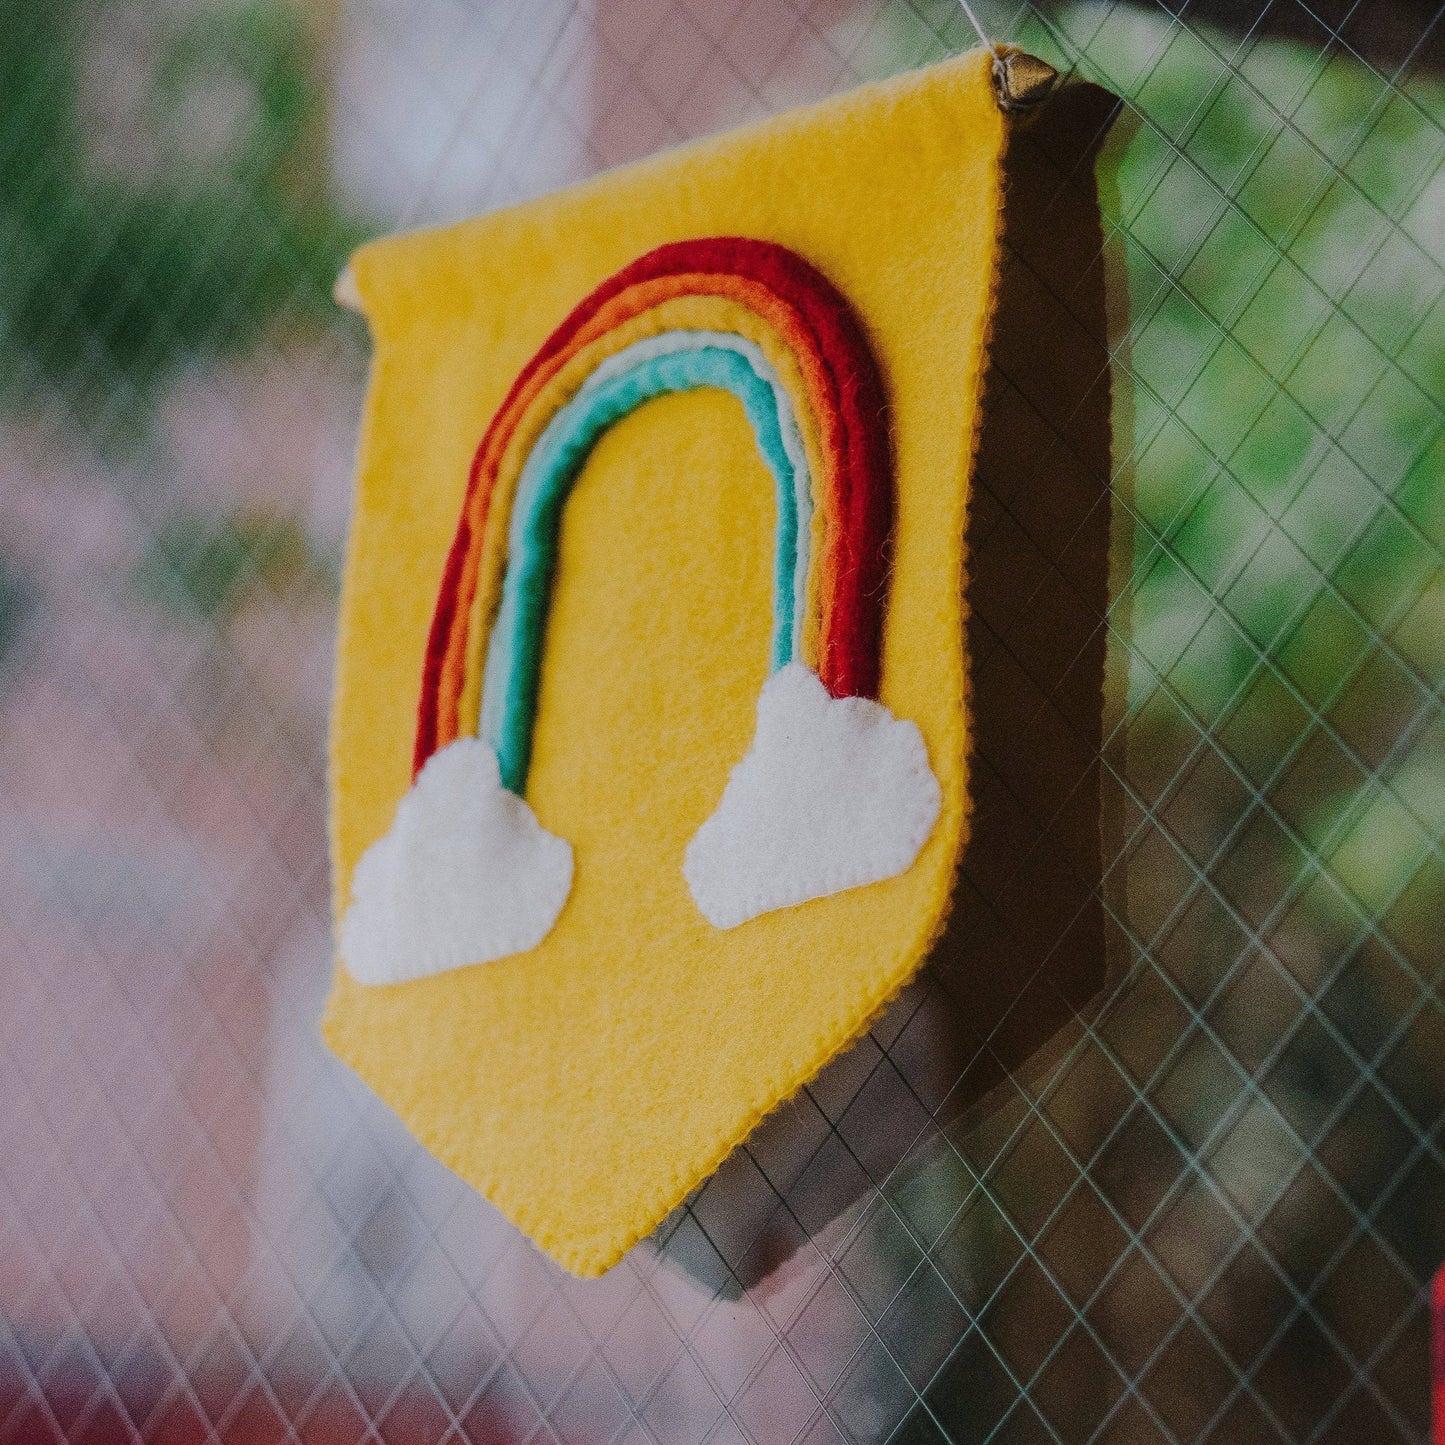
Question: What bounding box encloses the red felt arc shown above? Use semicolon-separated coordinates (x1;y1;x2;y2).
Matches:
414;238;892;776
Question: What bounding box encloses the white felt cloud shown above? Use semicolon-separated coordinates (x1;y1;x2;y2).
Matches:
340;737;573;985
684;663;942;929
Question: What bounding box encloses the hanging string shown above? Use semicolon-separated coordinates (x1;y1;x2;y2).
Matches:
954;0;1004;67
953;0;1058;112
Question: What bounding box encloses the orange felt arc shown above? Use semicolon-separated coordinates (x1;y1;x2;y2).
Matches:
415;238;894;775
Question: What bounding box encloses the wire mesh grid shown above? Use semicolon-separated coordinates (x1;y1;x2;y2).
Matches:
1;0;1442;1441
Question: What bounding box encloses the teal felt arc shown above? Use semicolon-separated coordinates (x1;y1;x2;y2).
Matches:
480;337;811;795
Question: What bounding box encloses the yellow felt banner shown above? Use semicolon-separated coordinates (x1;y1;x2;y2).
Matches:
326;49;1007;1276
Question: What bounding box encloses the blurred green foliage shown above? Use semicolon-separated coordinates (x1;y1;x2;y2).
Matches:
852;7;1445;1435
131;508;335;620
852;3;1445;927
0;0;366;406
0;554;36;671
1077;10;1445;929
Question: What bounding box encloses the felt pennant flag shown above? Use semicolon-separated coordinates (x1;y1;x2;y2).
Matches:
327;47;1021;1276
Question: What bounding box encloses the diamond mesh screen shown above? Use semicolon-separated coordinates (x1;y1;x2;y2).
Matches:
2;1;1442;1442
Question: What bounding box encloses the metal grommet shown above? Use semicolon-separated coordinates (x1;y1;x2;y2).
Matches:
993;51;1059;113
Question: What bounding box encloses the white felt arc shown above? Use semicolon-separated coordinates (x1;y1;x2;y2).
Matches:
340;738;573;985
584;329;816;623
684;663;942;929
478;327;814;756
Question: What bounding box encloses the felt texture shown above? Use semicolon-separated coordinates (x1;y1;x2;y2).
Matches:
684;663;941;927
340;737;573;982
579;329;815;663
449;294;831;744
480;335;811;791
416;236;894;772
327;47;1007;1277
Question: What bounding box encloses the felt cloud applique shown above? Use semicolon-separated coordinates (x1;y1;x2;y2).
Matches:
684;663;941;929
339;738;572;984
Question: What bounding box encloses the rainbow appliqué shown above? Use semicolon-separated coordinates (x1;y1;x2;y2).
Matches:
341;238;942;986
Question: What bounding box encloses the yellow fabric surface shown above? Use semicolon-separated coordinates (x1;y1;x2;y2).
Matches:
326;48;1007;1277
458;291;830;737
